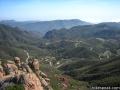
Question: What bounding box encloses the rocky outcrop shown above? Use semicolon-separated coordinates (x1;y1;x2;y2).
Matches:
0;57;53;90
23;73;43;90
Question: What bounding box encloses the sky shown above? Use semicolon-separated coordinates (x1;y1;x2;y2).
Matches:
0;0;120;23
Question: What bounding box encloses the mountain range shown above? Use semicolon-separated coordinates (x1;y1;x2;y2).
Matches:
0;19;91;35
0;20;120;89
0;24;48;59
44;22;120;40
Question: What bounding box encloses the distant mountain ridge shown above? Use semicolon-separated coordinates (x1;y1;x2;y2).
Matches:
0;24;42;59
44;22;120;40
0;19;91;35
0;24;33;44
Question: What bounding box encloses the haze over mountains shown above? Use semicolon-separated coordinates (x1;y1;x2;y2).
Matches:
0;19;91;35
44;22;120;40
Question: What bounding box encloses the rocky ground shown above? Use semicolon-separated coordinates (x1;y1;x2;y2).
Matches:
0;57;53;90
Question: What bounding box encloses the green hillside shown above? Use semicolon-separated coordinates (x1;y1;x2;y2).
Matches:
44;22;120;40
1;23;120;89
0;24;49;59
43;22;120;88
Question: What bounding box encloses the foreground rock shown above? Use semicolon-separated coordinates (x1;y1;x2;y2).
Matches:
24;73;43;90
0;57;53;90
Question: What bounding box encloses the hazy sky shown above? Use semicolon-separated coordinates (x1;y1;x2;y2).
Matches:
0;0;120;23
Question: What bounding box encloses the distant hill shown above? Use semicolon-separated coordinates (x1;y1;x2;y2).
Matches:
44;22;120;40
0;19;91;35
0;24;35;45
43;22;120;61
0;24;49;59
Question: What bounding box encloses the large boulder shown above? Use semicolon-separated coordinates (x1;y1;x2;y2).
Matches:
23;73;43;90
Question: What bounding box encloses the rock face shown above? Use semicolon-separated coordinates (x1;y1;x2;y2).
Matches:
0;57;52;90
0;71;4;78
24;73;43;90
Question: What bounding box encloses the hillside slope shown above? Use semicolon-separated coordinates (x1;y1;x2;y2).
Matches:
43;22;120;88
60;56;120;86
44;22;120;40
0;24;49;59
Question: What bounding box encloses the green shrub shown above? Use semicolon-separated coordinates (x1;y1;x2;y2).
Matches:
6;84;24;90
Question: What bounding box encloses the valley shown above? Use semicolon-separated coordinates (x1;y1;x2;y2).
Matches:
0;20;120;90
